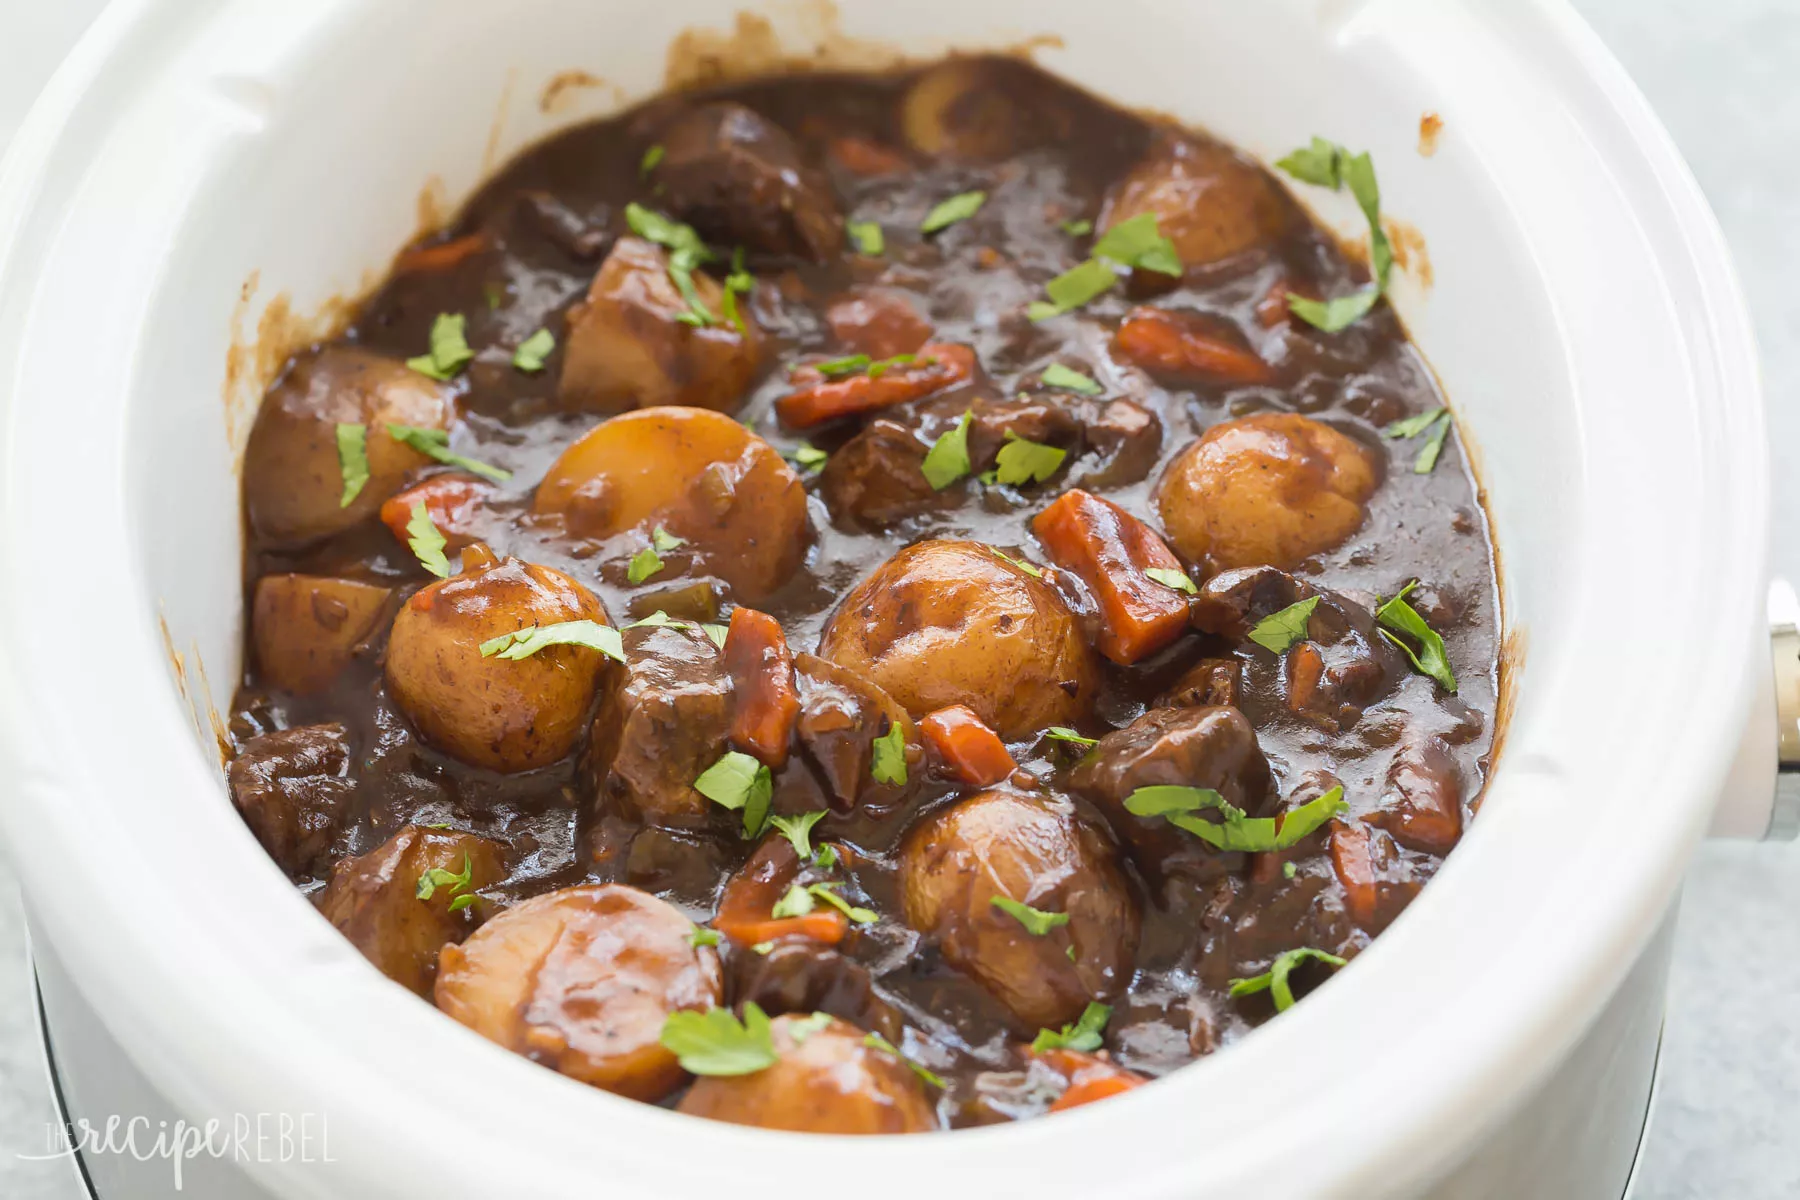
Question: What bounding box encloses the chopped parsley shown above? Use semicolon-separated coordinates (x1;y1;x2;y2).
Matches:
1144;566;1197;595
415;851;476;912
1276;139;1392;332
701;623;729;649
1282;861;1299;881
807;881;877;924
688;926;721;948
1027;258;1117;321
1040;363;1103;395
989;895;1071;936
1376;581;1457;692
1031;1001;1111;1054
1247;596;1320;654
404;503;450;578
920;190;986;233
920;409;973;490
639;144;665;177
479;620;626;663
652;525;686;553
1386;407;1453;474
993;431;1067;486
1060;218;1093;237
385;424;512;483
814;353;872;378
771;883;815;919
847;220;885;256
989;547;1043;579
786;1012;834;1042
1092;212;1182;277
769;810;828;861
864;1032;947;1089
659;1003;778;1076
1124;784;1347;853
335;423;370;507
625;202;716;326
790;441;829;471
1043;726;1098;748
406;313;476;380
720;247;753;333
871;721;908;786
627;547;664;584
1229;947;1347;1012
694;751;774;837
511;328;555;373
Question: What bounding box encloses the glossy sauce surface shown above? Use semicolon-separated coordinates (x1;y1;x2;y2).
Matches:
230;57;1500;1127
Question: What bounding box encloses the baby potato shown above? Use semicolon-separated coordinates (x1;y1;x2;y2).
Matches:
318;826;506;995
251;574;394;694
385;549;614;773
900;789;1139;1032
1156;413;1378;574
534;406;808;600
677;1014;937;1133
435;885;723;1101
1099;133;1289;271
817;539;1098;738
243;347;453;546
900;57;1058;161
558;237;763;413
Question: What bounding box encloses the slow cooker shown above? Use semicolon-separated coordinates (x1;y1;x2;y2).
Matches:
1;0;1794;1196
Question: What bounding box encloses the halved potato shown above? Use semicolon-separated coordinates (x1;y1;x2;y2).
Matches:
534;406;808;600
435;885;723;1101
676;1013;937;1133
243;347;453;546
318;826;506;995
251;574;393;694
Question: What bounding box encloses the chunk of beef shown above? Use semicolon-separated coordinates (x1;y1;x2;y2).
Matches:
792;653;916;812
656;103;844;261
585;625;734;829
1366;736;1463;855
228;724;355;876
727;935;904;1042
817;419;950;531
1070;705;1272;881
1193;567;1405;732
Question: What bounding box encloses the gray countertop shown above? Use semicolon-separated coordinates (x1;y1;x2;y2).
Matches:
0;2;1796;1196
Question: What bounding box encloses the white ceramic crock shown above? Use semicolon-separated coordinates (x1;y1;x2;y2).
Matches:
0;1;1771;1197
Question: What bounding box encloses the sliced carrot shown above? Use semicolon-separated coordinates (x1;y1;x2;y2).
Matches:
1034;1048;1149;1113
394;232;489;275
1328;820;1380;929
379;473;493;552
1031;488;1191;665
829;136;910;177
723;607;801;769
1111;307;1274;385
921;705;1016;787
775;342;976;428
714;838;849;947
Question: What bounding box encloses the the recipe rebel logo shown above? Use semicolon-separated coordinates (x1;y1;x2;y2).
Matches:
17;1111;334;1190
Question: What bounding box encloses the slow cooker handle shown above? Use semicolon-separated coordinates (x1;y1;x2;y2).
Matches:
1711;579;1800;839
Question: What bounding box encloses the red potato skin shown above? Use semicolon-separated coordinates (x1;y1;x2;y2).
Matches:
921;705;1017;787
775;342;975;428
723;607;801;768
1031;488;1191;665
1112;307;1273;386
